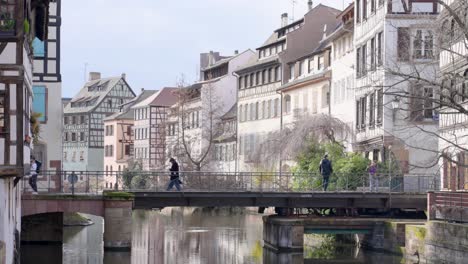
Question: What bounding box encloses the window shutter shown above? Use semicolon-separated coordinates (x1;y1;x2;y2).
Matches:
398;28;410;61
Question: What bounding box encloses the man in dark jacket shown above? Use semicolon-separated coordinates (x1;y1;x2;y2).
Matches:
167;158;181;191
319;154;333;191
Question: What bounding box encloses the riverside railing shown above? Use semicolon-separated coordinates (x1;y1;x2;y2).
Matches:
21;171;440;195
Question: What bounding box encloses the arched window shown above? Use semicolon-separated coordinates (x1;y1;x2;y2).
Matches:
284;95;291;114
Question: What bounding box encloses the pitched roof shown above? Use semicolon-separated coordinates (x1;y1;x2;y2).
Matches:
104;89;158;121
132;87;179;109
64;76;135;114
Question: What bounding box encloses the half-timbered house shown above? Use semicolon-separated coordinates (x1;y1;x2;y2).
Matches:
31;0;62;171
0;0;52;262
132;87;178;170
63;72;136;172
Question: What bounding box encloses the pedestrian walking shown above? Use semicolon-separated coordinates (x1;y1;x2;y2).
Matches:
319;153;333;191
29;156;38;194
167;158;181;191
368;161;378;192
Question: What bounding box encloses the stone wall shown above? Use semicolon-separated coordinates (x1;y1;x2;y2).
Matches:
425;221;468;263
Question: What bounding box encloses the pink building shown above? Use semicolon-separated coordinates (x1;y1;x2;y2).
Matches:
103;90;156;189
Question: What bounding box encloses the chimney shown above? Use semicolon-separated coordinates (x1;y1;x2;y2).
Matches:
121;73;126;80
281;13;288;27
89;72;101;81
308;0;313;11
208;50;217;66
234;50;239;55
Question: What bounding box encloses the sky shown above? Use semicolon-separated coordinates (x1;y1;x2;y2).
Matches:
61;0;353;98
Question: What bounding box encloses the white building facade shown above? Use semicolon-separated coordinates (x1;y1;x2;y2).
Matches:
354;0;439;176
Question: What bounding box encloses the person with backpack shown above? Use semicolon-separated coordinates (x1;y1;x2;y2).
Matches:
167;158;181;191
29;156;40;194
319;153;333;191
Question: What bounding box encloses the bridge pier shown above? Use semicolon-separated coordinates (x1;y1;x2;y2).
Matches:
103;198;133;250
263;216;304;252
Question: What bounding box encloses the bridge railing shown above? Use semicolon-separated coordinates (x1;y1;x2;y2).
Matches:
20;170;439;194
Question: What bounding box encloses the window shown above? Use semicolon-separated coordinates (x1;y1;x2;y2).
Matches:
266;100;271;118
377;88;383;125
370;37;376;70
261;101;266;119
244;75;248;88
71;132;77;141
80;115;85;124
371;0;376;13
413;30;433;59
0;92;5;134
275;66;281;81
284;95;291;114
377;32;383;66
32;37;45;57
363;0;367;19
274;98;279;117
356;0;361;23
32;86;47;122
63;152;67;162
108;99;112;108
244;104;248;121
299;60;306;76
64;132;69;142
80;151;84;161
308;58;314;73
356;47;361;77
256;72;260;85
72;116;76;125
125;145;131;156
410;83;434;121
80;132;85;141
250;104;255;121
369;92;375;127
0;0;15;34
289;64;295;80
239;105;243;122
398;27;410;61
255;102;259;120
361;44;367;75
239;76;244;89
262;70;266;84
318;56;324;71
250;73;254;87
269;68;274;82
64;116;68;125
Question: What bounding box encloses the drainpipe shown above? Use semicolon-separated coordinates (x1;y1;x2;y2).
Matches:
276;89;284;174
231;71;240;173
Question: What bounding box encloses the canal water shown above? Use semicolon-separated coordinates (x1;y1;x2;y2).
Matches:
21;208;405;264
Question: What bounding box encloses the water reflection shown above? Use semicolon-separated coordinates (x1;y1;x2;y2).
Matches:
21;209;408;264
131;208;264;264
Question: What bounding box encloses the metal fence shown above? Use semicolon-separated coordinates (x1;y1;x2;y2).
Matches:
21;170;440;194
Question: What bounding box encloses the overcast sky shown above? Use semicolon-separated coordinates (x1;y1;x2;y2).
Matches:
61;0;352;97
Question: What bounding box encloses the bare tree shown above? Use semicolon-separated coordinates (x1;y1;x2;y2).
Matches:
251;114;353;170
355;1;468;173
172;75;222;171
